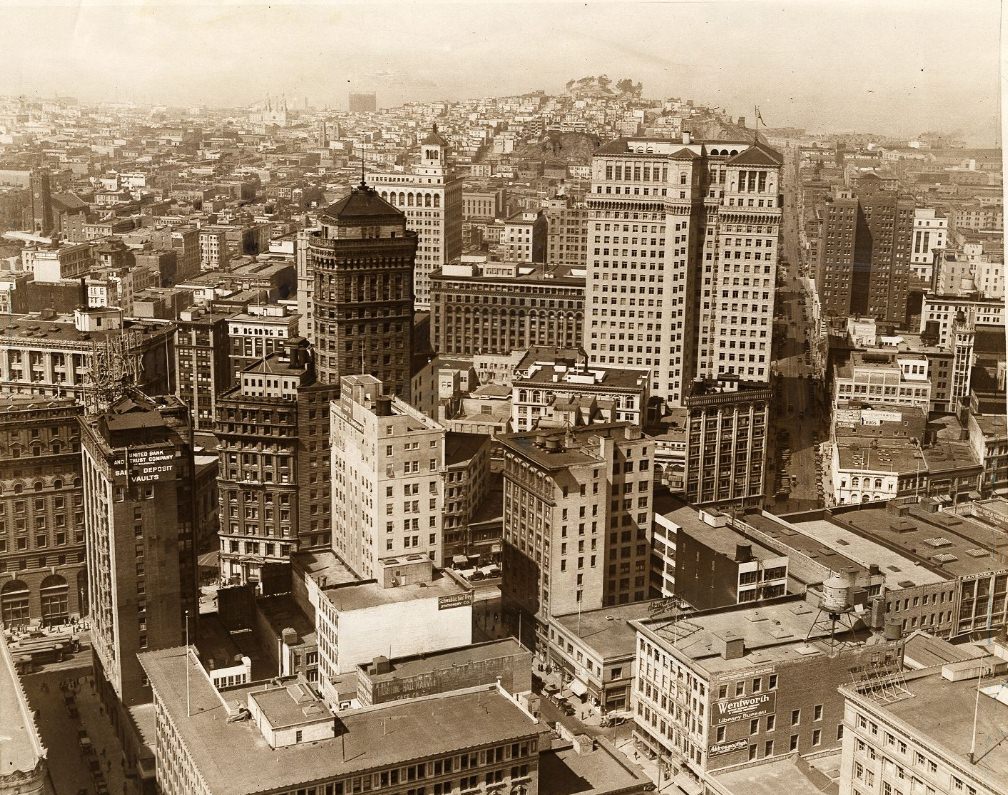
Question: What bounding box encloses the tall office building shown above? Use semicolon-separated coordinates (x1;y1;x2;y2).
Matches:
307;183;416;398
372;125;463;309
498;423;653;649
215;339;337;585
816;183;915;324
174;307;232;431
330;374;445;579
684;376;771;507
584;135;782;408
348;91;377;112
79;392;197;709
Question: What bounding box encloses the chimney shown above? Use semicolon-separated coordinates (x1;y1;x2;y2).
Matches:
714;631;745;660
79;276;87;308
681;131;691;145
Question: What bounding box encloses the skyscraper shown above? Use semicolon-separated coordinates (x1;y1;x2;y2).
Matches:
307;183;416;398
215;339;338;585
584;135;782;408
79;392;197;709
330;374;445;579
816;181;915;325
371;125;463;309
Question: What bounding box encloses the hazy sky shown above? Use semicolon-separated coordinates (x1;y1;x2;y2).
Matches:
1;0;1002;143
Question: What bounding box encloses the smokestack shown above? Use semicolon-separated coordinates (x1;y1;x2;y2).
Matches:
79;276;87;308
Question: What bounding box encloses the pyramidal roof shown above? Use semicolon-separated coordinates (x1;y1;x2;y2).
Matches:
727;141;783;167
323;184;402;221
422;123;448;147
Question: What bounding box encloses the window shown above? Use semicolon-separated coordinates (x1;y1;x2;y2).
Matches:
814;704;823;721
791;709;800;726
812;729;821;746
789;734;798;751
768;674;778;690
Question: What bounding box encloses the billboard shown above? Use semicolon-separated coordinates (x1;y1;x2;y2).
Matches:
711;691;776;726
708;738;748;757
113;446;176;484
438;591;474;610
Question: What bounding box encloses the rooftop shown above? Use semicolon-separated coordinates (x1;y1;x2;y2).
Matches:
553;601;654;661
634;596;876;677
322;183;402;222
322;570;467;613
514;347;649;391
799;504;1008;580
834;438;923;474
741;512;869;581
711;750;842;795
444;431;490;466
843;668;1008;791
361;638;527;683
0;634;47;778
539;739;653;795
291;549;360;590
139;646;540;795
498;422;642;471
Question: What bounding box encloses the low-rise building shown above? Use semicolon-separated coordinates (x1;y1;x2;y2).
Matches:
632;596;904;794
839;664;1008;795
313;556;473;705
140;641;543;795
511;347;650;432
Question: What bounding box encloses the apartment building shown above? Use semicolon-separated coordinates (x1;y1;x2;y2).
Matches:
832;351;933;415
585;135;781;407
501;210;548;264
910;208;948;284
429;257;584;357
544;194;589;267
632;597;904;793
198;228;229;270
371;125;463;309
330;374;446;579
226;305;300;381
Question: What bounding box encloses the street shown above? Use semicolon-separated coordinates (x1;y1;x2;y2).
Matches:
767;145;829;515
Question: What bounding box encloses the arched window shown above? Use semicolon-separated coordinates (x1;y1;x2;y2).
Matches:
407;193;414;207
1;580;30;627
874;478;883;489
13;482;23;494
851;477;860;488
424;194;431;207
53;479;63;490
51;441;61;454
433;194;440;208
40;574;69;625
380;191;388;200
398;192;405;205
33;481;44;492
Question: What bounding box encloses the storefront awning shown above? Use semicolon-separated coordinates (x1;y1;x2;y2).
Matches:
452;555;468;566
568;678;588;697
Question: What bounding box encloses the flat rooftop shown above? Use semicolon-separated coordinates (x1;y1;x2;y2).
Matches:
711;750;842;795
553;601;654;660
846;669;1008;791
139;647;540;795
362;638;526;682
835;439;922;473
634;596;874;677
0;636;46;778
322;570;467;613
291;549;359;589
788;518;945;588
256;594;316;645
0;314;171;344
539;740;652;795
741;512;869;581
819;504;1008;579
514;348;648;391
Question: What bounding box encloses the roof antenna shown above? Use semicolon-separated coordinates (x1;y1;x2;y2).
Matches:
360;151;366;189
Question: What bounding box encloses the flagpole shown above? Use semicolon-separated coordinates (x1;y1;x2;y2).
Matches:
185;609;191;718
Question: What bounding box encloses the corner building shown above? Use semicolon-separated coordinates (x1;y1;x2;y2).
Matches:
79;392;198;709
585;135;781;408
308;184;416;399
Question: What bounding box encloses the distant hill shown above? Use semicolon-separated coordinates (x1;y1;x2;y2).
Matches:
514;132;602;165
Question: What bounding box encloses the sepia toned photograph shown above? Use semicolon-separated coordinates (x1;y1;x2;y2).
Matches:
0;2;1003;794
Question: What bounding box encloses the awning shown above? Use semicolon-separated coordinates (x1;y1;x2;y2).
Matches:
568;678;588;697
452;555;468;566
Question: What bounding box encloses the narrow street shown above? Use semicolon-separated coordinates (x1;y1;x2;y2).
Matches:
767;145;829;515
